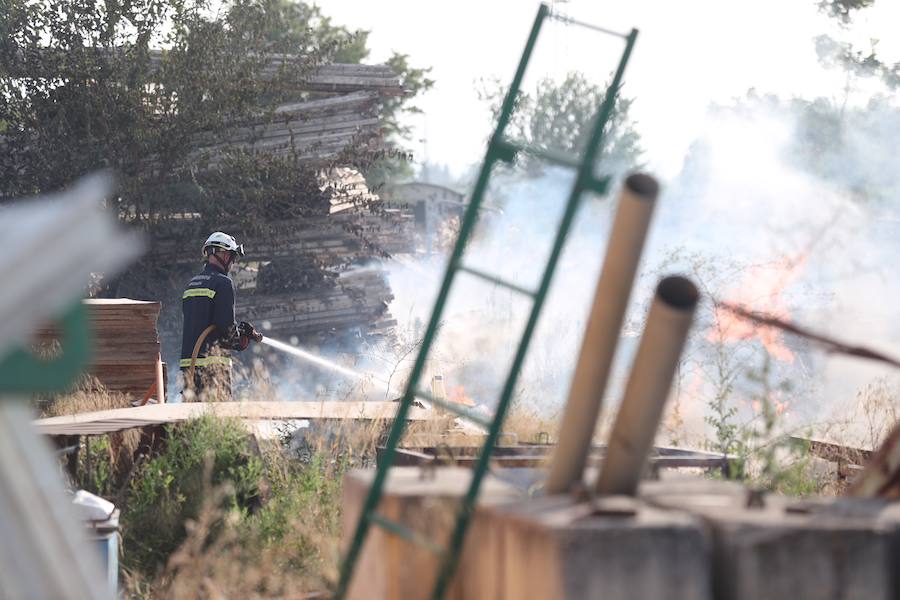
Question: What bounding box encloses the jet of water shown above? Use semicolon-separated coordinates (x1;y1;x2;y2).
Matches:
261;336;399;397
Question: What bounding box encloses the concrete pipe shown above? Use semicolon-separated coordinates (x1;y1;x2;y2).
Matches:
595;276;700;496
545;173;660;494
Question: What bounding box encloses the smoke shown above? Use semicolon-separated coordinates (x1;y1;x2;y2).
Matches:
384;167;624;417
229;85;900;450
383;91;900;447
645;95;900;445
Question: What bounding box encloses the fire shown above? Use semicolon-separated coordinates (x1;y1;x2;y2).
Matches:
709;254;806;363
449;385;475;407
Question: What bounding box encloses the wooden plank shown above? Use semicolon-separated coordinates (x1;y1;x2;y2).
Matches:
34;401;433;436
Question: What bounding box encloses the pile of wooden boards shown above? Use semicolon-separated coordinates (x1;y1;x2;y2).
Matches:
192;91;385;166
153;209;416;268
237;268;397;340
36;299;164;402
149;166;415;345
185;61;405;166
141;60;413;346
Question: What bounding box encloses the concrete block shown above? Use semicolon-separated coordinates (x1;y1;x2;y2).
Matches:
482;494;712;600
640;479;894;600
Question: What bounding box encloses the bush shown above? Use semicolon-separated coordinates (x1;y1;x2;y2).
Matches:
122;415;264;575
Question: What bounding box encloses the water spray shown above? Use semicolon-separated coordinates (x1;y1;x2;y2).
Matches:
261;336;400;397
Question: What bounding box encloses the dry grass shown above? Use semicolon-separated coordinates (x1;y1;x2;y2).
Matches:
36;376;133;418
502;403;558;444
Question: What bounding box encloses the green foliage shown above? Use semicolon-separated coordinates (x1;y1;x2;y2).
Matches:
1;0;433;361
814;0;899;90
704;365;745;478
479;71;643;179
77;435;117;498
245;450;347;576
701;353;824;496
360;52;434;187
790;95;900;202
1;0;342;199
383;52;435;142
262;1;370;64
817;0;876;24
122;415;264;574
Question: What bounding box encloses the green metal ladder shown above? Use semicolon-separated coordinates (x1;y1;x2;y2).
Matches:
336;5;638;598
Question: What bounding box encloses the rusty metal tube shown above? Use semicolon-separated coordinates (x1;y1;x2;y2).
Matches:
595;276;700;495
545;173;659;494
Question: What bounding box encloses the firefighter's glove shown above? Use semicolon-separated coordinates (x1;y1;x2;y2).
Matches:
238;321;263;343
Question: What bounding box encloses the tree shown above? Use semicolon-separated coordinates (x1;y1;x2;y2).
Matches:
256;1;434;186
814;0;900;90
788;0;900;203
1;0;338;205
0;0;433;364
478;71;643;180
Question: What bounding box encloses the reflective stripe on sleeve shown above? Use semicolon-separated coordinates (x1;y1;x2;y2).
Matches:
179;356;232;368
183;288;216;299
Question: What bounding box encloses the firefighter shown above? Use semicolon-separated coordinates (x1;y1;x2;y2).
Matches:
180;232;263;400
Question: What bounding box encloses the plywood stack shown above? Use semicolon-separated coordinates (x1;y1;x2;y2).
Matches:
85;299;163;401
38;299;164;402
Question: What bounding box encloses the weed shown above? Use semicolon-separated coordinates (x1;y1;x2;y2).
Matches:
122;415;264;575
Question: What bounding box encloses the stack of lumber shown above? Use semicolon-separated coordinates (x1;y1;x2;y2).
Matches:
326;168;382;213
37;299;163;401
9;49;404;95
192;91;385;166
237;269;394;339
269;61;403;94
146;54;405;95
84;299;163;401
154;209;415;267
258;209;416;260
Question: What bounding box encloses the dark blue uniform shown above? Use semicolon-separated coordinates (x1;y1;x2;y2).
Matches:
180;263;249;396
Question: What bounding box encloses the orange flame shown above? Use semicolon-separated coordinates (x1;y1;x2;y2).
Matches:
709;254;807;364
449;385;475;407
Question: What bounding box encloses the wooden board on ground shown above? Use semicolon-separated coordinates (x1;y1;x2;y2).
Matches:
34;401;432;436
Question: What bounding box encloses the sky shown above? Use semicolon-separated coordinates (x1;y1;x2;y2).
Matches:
316;0;898;179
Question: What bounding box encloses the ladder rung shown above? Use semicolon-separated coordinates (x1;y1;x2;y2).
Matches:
415;390;493;429
456;263;536;298
368;512;445;556
549;11;629;39
494;139;581;169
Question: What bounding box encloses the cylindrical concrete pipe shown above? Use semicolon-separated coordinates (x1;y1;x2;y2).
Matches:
595;275;700;496
544;173;660;494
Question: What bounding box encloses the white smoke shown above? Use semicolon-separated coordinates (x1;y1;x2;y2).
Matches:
383;92;900;448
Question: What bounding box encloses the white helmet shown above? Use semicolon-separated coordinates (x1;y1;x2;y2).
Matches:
202;232;244;257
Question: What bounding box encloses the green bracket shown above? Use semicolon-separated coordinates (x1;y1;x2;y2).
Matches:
585;175;612;195
0;302;92;393
491;139;519;164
